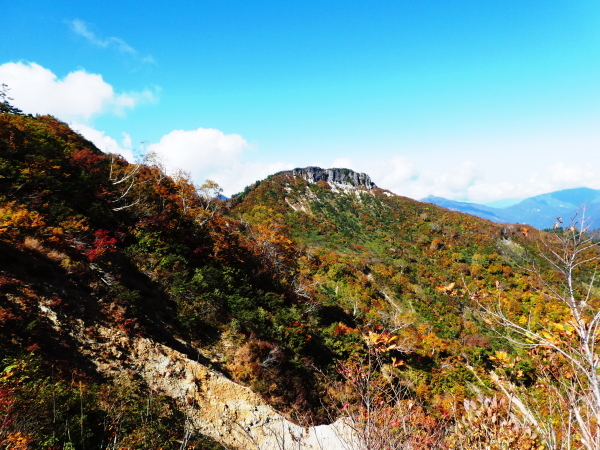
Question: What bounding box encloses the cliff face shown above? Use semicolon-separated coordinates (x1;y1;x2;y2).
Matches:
291;167;375;190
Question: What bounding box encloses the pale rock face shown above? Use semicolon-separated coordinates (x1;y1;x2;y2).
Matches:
45;309;355;450
292;167;375;190
126;335;355;449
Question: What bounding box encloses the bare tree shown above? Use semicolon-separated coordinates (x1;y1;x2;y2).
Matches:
194;179;223;226
323;333;446;450
479;209;600;450
108;155;145;211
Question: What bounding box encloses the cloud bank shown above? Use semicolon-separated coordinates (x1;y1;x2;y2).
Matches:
331;156;600;204
145;127;295;195
71;123;135;162
147;128;249;170
2;60;597;203
0;62;156;122
208;161;296;196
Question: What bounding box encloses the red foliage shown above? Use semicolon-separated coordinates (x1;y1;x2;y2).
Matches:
0;386;16;429
333;323;359;336
70;148;105;171
85;230;118;261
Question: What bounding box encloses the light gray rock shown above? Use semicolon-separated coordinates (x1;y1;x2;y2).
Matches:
292;167;375;190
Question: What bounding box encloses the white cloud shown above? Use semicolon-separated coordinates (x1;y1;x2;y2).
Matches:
374;160;480;200
366;156;418;191
331;155;417;188
71;123;135;162
208;161;295;196
438;161;479;192
330;157;355;171
463;162;600;203
141;127;296;196
138;127;298;196
0;63;285;195
0;61;157;122
320;155;600;204
546;161;599;187
146;127;251;176
121;132;132;150
68;19;155;63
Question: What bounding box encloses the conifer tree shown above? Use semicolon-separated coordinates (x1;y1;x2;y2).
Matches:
0;84;24;115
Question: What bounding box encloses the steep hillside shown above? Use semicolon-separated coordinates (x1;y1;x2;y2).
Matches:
0;112;328;448
231;166;532;340
1;111;598;449
229;166;600;449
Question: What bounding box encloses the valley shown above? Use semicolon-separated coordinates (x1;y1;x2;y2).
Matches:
1;110;599;449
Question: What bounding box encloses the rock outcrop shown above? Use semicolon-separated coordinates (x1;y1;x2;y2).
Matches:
292;167;375;190
69;320;355;450
129;337;354;449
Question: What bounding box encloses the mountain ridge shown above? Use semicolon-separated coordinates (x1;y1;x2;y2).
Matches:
423;187;600;229
290;166;376;190
1;111;593;449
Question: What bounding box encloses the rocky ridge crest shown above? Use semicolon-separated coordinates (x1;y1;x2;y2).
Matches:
291;167;375;190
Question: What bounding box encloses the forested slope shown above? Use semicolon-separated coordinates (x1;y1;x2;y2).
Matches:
1;111;598;449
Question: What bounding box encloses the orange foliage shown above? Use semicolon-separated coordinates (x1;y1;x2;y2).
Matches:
0;202;45;237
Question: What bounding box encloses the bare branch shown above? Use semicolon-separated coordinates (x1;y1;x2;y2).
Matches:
478;206;600;450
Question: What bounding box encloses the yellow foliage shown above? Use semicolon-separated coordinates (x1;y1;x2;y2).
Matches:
436;281;456;293
2;432;33;450
0;202;45;236
489;351;512;367
364;331;403;352
59;216;90;233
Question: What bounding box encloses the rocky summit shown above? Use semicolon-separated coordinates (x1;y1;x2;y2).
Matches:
291;166;375;190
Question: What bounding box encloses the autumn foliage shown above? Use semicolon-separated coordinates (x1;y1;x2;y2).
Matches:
1;109;599;448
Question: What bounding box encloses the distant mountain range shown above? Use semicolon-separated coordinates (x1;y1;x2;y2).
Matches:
422;187;600;230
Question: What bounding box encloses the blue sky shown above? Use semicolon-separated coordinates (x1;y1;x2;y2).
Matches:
2;1;600;202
